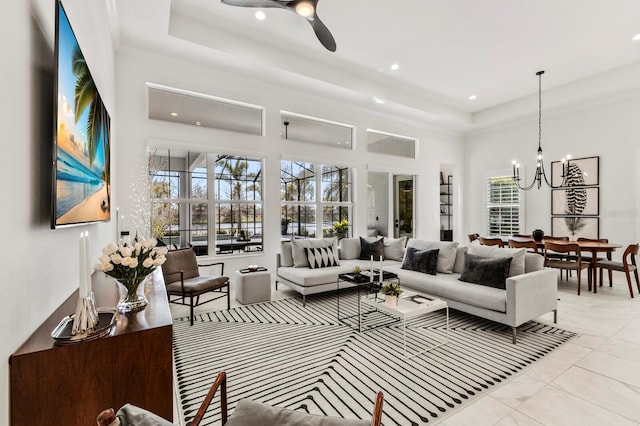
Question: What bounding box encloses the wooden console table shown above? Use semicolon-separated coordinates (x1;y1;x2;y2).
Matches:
9;269;173;425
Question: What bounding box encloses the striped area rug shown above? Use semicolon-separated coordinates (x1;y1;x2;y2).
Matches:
173;292;575;425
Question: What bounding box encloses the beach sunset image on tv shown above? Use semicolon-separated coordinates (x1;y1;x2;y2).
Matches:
54;2;110;227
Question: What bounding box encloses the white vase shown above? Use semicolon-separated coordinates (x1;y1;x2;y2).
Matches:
385;295;397;308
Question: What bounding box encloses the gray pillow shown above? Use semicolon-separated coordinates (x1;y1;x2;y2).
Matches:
338;237;361;260
401;247;439;275
359;237;384;260
459;253;513;289
383;236;407;261
116;404;173;426
280;241;293;267
453;246;468;274
467;244;525;277
404;239;459;273
226;399;369;426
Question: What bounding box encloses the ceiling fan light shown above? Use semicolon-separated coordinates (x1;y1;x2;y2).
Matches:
295;1;315;17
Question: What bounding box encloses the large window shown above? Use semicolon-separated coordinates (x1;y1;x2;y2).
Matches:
149;149;263;255
281;161;352;238
486;172;522;236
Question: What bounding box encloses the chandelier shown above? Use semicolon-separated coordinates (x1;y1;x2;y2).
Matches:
512;71;570;190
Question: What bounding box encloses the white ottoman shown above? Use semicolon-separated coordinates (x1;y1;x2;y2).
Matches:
235;269;271;304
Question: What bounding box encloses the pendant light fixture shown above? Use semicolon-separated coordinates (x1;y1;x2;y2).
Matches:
512;71;571;190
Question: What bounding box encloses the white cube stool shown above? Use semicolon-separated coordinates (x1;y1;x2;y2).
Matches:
235;269;271;304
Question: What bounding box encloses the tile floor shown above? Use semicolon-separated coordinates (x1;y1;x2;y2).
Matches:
170;271;640;426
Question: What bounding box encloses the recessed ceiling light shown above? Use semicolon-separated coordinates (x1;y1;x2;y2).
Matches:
170;112;178;116
390;63;400;71
633;33;640;41
255;10;266;20
195;121;201;126
469;95;477;100
373;96;385;104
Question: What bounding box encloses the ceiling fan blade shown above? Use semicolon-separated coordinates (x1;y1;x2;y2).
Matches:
307;13;336;52
220;0;285;9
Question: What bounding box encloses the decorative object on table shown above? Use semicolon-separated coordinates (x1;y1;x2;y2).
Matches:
239;266;267;274
532;229;545;242
353;265;361;275
95;236;168;312
247;264;259;272
72;231;99;335
381;281;402;307
511;70;572;191
51;307;117;345
332;218;349;239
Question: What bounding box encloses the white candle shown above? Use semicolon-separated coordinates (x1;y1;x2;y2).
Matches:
379;256;383;283
84;231;92;294
79;233;88;298
370;255;373;283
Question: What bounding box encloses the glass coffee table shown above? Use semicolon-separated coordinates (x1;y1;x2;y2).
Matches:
360;290;449;358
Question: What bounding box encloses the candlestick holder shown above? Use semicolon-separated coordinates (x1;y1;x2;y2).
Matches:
71;291;99;335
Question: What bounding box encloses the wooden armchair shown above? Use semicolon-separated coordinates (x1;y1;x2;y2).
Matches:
161;248;230;325
544;241;591;295
595;243;639;298
99;372;384;426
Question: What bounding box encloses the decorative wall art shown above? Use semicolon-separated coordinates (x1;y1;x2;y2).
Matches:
550;155;600;239
552;217;599;240
552;187;599;216
551;156;599;187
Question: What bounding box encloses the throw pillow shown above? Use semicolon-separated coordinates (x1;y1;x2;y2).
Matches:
305;246;340;269
467;244;525;277
338;237;361;260
459;253;513;289
383;236;407;261
404;239;459;273
359;237;385;260
401;247;439;275
291;238;337;268
280;241;293;267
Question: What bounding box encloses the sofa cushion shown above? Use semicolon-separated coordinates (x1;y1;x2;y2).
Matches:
453;246;468;274
278;265;351;287
306;246;340;269
405;239;459;273
467;244;525;277
459;253;512;290
525;252;544;273
359;237;384;260
280;242;294;267
383;236;407;261
291;238;337;268
226;399;369;426
338;237;361;260
401;247;438;275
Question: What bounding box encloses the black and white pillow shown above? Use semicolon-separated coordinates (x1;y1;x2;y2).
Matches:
305;246;340;269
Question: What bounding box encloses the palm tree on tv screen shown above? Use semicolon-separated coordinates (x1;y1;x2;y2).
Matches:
71;45;110;183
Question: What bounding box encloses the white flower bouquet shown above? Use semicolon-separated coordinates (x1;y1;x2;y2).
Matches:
95;236;168;310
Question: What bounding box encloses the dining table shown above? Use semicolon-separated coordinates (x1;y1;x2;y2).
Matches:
508;237;622;292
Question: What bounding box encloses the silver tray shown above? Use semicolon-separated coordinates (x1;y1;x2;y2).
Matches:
51;308;117;345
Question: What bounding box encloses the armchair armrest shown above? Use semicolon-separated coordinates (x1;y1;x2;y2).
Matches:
191;372;228;426
198;261;225;275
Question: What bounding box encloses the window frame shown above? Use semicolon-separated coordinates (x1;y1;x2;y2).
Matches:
485;169;525;237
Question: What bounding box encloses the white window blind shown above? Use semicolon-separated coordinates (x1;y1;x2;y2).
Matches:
486;174;521;236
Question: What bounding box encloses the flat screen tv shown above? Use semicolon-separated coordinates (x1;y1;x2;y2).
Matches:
52;1;111;228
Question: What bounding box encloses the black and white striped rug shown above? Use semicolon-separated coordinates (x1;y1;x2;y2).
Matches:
173;292;575;425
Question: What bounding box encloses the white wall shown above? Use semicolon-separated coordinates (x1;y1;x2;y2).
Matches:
1;0;115;422
115;48;464;274
464;92;640;258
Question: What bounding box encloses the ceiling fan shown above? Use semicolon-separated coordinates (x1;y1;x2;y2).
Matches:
220;0;337;52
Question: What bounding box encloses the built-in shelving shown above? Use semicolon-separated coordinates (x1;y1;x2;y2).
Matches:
440;174;453;241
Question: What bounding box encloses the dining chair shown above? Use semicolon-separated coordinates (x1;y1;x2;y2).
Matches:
512;233;533;238
468;233;480;243
595;243;639;298
508;239;539;254
543;236;571;279
577;237;612;288
478;237;504;247
544;241;591;295
161;248;230;325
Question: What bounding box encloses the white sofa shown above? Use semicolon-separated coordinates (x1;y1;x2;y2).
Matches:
276;237;558;343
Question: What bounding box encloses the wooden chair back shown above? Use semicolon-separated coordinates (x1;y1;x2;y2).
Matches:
508;239;539;253
468;233;480;243
478;237;504;248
